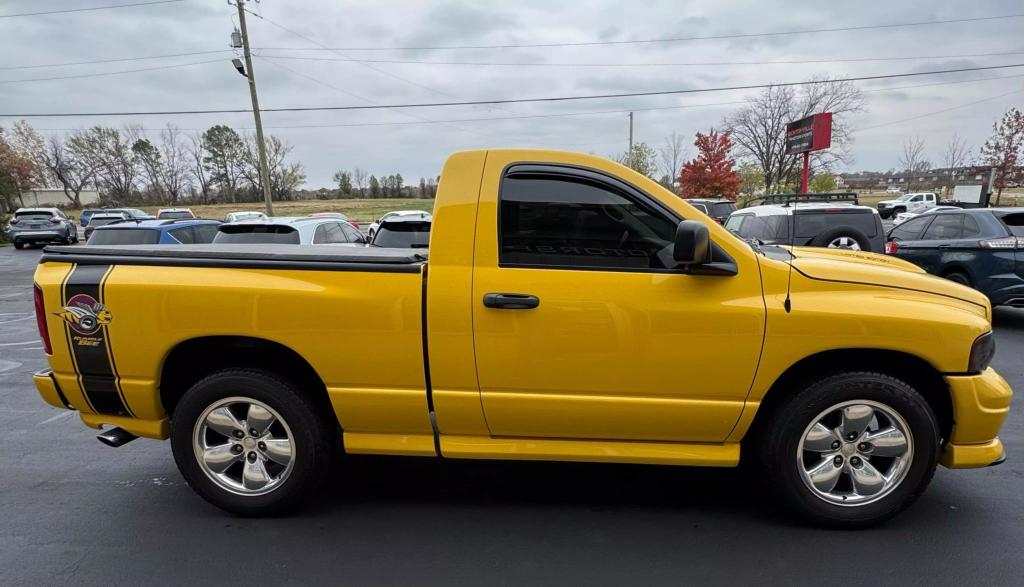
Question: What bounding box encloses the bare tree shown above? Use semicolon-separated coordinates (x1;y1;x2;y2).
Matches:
43;135;100;207
187;133;211;203
159;124;190;203
980;107;1024;205
942;132;971;170
240;133;306;200
899;136;931;190
658;132;687;190
68;126;138;202
352;167;369;196
725;76;865;192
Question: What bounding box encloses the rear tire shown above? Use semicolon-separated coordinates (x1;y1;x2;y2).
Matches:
757;372;939;528
944;271;970;287
13;241;24;250
170;369;335;516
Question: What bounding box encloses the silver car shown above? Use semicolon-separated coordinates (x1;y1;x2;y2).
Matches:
213;216;368;246
9;207;78;249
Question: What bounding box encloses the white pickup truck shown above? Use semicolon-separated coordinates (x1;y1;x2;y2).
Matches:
876;192;938;219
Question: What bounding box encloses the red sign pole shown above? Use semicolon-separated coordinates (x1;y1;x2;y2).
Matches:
800;151;810;193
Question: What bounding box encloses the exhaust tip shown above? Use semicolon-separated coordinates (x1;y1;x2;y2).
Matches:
97;427;138;448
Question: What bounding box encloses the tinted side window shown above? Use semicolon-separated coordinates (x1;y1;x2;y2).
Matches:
922;215;963;240
340;223;365;243
500;173;677;270
889;216;932;241
193;224;220;243
962;214;982;238
169;227;196;243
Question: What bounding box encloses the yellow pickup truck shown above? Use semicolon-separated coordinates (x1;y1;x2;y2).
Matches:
31;150;1011;527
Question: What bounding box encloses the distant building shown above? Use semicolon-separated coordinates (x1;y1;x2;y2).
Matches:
19;189;100;208
839;165;1023;192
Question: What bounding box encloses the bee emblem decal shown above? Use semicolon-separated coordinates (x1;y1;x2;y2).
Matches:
56;294;112;335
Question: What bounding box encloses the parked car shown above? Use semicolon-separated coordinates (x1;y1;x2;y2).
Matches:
876;192;938;219
214;216;367;246
224;211;268;223
9;207;78;249
81;208;151;227
684;198;736;224
308;211;360;229
726;202;885;252
885;186;903;195
885;208;1024;307
156;207;197;220
369;213;431;248
892;205;962;226
88;219;222;245
31;149;1010;527
83;212;130;240
367;210;432;239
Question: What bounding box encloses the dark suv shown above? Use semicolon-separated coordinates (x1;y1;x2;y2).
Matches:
885;208;1024;307
684;198;736;224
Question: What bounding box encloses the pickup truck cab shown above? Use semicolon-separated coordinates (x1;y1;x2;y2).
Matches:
31;150;1011;527
877;192;938;219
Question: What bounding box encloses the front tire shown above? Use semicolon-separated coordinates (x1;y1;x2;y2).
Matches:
757;372;939;528
170;369;335;516
13;241;24;250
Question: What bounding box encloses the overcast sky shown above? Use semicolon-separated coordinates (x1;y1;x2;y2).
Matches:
2;0;1023;188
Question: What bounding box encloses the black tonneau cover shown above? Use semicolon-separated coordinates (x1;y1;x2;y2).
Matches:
41;244;427;273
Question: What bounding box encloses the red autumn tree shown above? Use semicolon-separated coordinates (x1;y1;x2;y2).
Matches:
678;128;741;200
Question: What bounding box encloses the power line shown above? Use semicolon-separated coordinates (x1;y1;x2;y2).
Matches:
29;74;1024;132
0;50;233;71
251;13;1024;51
254;50;1024;68
0;0;183;18
0;59;224;84
4;62;1023;117
857;87;1024;132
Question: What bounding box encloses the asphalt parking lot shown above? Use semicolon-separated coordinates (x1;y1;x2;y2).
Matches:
1;244;1022;586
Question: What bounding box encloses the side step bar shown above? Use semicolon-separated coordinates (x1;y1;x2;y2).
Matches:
97;427;138;448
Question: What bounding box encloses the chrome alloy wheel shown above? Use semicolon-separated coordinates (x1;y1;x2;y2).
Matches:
193;397;295;496
827;236;861;250
797;400;914;507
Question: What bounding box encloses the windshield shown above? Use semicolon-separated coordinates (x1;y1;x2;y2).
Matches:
896;194;914;201
88;217;125;227
372;221;431;248
15;211;54;221
710;202;737;217
214;225;300;244
88;228;160;245
159;211;192;219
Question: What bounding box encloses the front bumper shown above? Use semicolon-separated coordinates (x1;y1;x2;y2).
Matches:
941;367;1013;468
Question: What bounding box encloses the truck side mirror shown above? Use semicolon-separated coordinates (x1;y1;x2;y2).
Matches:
673;220;710;266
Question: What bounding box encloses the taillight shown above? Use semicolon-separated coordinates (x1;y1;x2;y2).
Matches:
34;284;52;355
49;217;60;224
9;217;18;225
979;237;1024;249
885;241;898;255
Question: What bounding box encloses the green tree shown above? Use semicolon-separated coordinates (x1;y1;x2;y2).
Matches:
333;170;353;197
737;161;764;196
810;172;837;193
201;125;244;203
368;175;381;197
617;142;657;178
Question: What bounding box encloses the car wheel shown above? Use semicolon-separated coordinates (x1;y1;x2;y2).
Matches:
170;369;336;516
757;372;939;528
892;207;906;217
944;271;971;287
13;241;24;250
811;227;872;252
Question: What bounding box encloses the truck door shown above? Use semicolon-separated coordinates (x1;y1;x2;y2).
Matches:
470;159;765;443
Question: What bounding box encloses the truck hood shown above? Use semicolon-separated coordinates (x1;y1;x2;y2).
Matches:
877;199;904;206
789;246;990;310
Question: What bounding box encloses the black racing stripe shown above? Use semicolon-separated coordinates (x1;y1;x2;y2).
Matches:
63;263;129;416
99;265;133;417
60;263;94;413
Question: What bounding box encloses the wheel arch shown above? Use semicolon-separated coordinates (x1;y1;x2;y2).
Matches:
745;348;953;447
939;263;974;284
159;336;334;421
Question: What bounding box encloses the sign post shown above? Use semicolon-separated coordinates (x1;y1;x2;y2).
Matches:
785;112;833;193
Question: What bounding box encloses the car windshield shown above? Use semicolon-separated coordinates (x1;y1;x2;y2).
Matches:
710;202;737;216
896;194;914;201
88;228;160;245
15;211;54;221
372;221;431;248
159;211;192;219
89;217;125;227
794;210;878;238
214;224;300;244
999;213;1024;237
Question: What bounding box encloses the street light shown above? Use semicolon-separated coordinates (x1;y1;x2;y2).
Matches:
231;58;247;78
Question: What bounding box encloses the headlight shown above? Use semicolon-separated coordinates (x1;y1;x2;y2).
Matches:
968;331;996;373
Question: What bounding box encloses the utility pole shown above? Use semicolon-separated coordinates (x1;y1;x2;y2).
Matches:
233;0;274;216
628;112;634;153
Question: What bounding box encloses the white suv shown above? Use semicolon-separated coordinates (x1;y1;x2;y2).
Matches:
876;192;937;219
